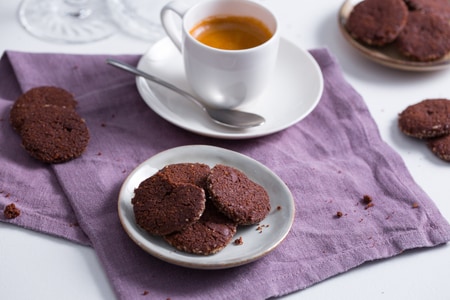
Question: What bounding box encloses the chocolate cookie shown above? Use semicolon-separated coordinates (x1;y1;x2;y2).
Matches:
164;201;237;255
132;173;206;236
207;164;270;225
20;105;90;163
398;99;450;139
427;134;450;162
404;0;450;20
346;0;408;46
395;11;450;62
10;86;77;132
158;163;211;190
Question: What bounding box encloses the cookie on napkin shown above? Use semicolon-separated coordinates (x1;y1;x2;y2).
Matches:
9;86;89;164
20;105;90;164
10;86;78;133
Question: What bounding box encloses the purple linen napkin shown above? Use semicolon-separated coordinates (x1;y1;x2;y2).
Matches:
1;49;450;300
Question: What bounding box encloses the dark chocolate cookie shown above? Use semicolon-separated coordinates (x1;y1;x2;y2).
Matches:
10;86;77;132
158;163;211;190
207;164;270;225
398;99;450;139
404;0;450;20
427;134;450;162
132;173;206;236
164;201;237;255
395;11;450;62
20;105;90;163
346;0;408;46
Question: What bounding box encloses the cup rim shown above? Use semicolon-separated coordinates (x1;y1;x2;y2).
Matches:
182;0;279;53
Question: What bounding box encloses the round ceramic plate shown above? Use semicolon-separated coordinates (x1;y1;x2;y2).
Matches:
338;0;450;71
118;145;295;269
136;37;323;139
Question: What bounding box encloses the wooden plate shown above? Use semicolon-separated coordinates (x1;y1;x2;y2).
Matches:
338;0;450;71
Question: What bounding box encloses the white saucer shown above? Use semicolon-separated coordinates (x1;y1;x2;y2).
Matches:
118;145;295;269
136;37;323;139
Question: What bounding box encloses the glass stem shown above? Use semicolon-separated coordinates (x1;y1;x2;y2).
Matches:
63;0;92;19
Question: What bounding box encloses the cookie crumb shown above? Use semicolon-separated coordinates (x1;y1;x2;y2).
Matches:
4;203;20;219
234;237;244;245
276;205;282;211
365;202;374;210
142;290;149;296
69;222;79;227
336;211;343;218
412;202;419;209
362;194;372;204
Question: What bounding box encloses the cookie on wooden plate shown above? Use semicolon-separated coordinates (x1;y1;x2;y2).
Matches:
346;0;408;46
427;134;450;162
207;164;270;225
20;105;90;164
404;0;450;21
395;11;450;62
398;99;450;139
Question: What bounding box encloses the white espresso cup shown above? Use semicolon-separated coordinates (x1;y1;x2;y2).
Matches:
160;0;279;109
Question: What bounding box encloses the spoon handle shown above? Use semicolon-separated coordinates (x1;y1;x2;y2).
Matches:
106;58;205;111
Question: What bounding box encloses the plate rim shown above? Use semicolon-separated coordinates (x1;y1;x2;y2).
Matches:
135;37;324;139
338;0;450;72
117;145;295;269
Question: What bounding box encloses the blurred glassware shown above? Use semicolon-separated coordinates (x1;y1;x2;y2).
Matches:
106;0;167;42
106;0;202;42
19;0;117;43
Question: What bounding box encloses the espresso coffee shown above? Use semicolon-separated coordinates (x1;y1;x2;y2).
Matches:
189;15;272;50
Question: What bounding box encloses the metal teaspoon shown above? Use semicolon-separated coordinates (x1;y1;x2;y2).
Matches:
106;59;265;129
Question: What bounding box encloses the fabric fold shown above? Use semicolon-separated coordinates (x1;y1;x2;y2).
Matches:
1;48;449;300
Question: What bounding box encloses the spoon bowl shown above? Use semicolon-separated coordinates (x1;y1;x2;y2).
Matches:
106;59;265;129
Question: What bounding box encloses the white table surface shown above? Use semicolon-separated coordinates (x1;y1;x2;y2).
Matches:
1;1;449;299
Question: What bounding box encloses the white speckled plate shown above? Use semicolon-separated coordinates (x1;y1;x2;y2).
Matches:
118;145;295;269
338;0;450;71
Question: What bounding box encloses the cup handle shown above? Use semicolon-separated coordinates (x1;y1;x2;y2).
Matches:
160;1;190;52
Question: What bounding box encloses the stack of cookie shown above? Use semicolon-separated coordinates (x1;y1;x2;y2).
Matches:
9;86;90;163
398;98;450;162
346;0;450;62
132;163;271;255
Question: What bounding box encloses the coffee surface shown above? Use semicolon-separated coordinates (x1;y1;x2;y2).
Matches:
190;15;272;50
